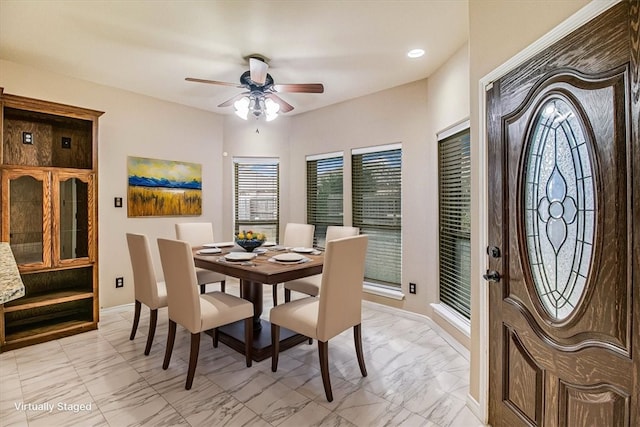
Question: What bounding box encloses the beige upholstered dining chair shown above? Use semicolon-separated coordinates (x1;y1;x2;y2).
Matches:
126;233;168;356
175;222;226;294
272;222;315;306
270;234;368;402
157;238;254;390
283;226;359;303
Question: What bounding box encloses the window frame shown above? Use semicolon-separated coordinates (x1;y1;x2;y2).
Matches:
233;157;280;242
437;123;471;320
306;151;344;248
351;143;402;288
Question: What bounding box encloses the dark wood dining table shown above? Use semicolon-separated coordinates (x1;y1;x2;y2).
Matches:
193;246;324;361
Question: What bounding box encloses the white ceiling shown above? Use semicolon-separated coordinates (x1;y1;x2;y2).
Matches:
0;0;469;116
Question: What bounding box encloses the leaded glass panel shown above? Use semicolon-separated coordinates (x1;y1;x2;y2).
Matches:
524;97;595;321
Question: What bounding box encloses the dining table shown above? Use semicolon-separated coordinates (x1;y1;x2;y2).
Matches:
193;244;324;361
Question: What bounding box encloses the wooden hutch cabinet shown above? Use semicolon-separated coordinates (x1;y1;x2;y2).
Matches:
0;89;103;352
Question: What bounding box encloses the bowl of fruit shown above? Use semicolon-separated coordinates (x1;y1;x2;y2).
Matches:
235;230;266;252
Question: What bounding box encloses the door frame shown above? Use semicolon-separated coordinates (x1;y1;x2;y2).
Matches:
474;0;621;422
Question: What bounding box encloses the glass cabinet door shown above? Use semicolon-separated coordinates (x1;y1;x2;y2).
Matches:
1;169;52;270
53;171;94;265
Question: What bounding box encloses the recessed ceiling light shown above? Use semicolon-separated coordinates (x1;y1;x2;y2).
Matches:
407;48;425;58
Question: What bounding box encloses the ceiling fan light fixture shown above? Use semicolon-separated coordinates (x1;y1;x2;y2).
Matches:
233;96;250;120
233;94;280;122
250;96;264;118
265;97;280;122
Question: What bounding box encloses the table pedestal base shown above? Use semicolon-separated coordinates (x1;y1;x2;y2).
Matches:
216;319;310;362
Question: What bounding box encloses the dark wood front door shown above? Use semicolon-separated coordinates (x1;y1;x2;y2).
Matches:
487;1;639;425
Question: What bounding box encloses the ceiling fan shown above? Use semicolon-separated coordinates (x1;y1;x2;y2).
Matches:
186;56;324;121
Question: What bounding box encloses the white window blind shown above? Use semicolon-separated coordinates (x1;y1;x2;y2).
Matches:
306;153;344;247
234;158;279;242
438;128;471;319
352;145;402;287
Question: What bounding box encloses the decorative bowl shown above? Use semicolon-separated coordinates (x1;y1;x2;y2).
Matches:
235;231;266;252
235;239;264;252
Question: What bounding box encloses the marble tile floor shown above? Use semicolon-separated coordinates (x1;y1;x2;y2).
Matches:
0;282;485;427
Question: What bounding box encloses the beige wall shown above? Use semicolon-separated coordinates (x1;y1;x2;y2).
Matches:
467;0;591;411
220;115;292;242
287;42;469;318
0;42;469;313
0;59;226;308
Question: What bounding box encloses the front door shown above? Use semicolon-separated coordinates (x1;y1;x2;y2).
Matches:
487;1;639;425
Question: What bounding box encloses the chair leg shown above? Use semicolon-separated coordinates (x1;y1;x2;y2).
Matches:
200;284;206;294
318;340;333;402
220;280;226;293
272;285;278;306
212;328;219;348
163;320;177;370
144;308;158;356
130;300;141;340
186;332;200;390
271;324;280;372
354;324;367;377
284;288;292;303
244;317;253;367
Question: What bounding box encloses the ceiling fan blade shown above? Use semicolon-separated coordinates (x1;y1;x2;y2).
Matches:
185;77;243;88
265;93;294;113
272;83;324;93
249;58;268;85
217;92;250;108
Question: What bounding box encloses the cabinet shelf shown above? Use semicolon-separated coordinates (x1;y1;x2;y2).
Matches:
3;289;94;313
3;319;97;352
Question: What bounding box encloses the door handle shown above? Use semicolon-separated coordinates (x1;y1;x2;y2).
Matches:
483;270;502;282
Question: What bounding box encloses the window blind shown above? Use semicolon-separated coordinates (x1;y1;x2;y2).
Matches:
438;129;471;319
234;158;279;242
306;154;344;247
352;146;402;287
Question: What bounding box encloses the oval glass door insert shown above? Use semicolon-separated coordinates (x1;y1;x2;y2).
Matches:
524;97;595;321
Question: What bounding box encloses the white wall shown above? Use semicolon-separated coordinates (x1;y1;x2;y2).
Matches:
1;59;225;308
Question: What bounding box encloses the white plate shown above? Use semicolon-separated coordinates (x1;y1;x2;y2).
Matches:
292;247;314;253
262;241;276;247
202;243;219;248
253;248;268;254
197;248;221;255
224;252;257;261
272;253;305;262
212;241;235;248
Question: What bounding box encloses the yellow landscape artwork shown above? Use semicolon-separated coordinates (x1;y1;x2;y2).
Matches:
127;156;202;217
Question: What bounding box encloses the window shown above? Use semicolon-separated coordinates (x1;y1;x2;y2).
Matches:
234;157;279;242
306;152;344;247
438;126;471;319
352;144;402;287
